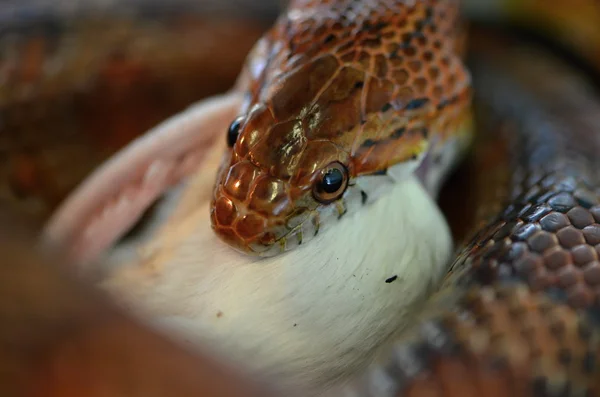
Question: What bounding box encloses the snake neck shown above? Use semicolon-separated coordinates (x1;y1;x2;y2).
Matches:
414;110;475;198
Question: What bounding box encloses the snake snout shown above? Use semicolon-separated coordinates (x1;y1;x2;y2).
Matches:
210;201;273;255
210;160;312;256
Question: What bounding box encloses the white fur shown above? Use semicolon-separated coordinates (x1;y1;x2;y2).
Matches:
98;142;453;395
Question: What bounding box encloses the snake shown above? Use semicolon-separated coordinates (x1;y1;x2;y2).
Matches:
210;0;472;257
209;1;600;392
9;0;599;395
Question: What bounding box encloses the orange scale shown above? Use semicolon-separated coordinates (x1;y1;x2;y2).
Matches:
413;77;429;95
213;196;238;227
223;161;261;202
236;105;275;158
322;66;366;102
392;68;410;84
356;116;386;143
381;30;396;40
357;51;371;70
249;119;307;179
248;176;291;216
270;55;339;121
310;100;363;146
235;213;267;240
364;78;393;114
340;50;357;63
428;67;441;80
407;59;423;73
353;143;389;175
374;54;389;78
385;134;427;165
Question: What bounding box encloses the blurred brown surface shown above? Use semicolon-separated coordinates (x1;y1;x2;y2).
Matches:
0;222;275;397
0;5;272;224
0;8;282;393
505;0;600;70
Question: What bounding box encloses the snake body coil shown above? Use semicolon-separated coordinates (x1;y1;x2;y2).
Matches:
347;44;600;396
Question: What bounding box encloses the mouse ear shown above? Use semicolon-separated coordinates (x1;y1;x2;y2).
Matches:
42;91;243;265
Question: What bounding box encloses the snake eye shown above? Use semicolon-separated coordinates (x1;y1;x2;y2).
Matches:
227;116;244;147
313;162;349;204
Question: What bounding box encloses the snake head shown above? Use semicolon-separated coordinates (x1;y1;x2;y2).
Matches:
210;1;472;257
210;100;355;257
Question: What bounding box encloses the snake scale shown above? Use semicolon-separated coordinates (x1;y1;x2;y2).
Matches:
3;0;600;396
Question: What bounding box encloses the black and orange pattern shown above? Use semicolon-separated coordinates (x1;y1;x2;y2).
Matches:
345;35;600;397
210;0;472;255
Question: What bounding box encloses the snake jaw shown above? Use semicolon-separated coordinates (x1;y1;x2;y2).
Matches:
211;164;327;257
210;155;321;256
246;212;318;257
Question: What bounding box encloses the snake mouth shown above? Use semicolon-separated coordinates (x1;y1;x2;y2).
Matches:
210;185;320;257
251;209;321;256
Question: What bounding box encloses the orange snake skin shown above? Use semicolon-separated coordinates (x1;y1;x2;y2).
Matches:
210;0;473;256
209;0;600;395
5;0;600;395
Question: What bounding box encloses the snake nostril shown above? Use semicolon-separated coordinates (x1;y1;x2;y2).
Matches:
224;161;261;201
259;231;277;246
